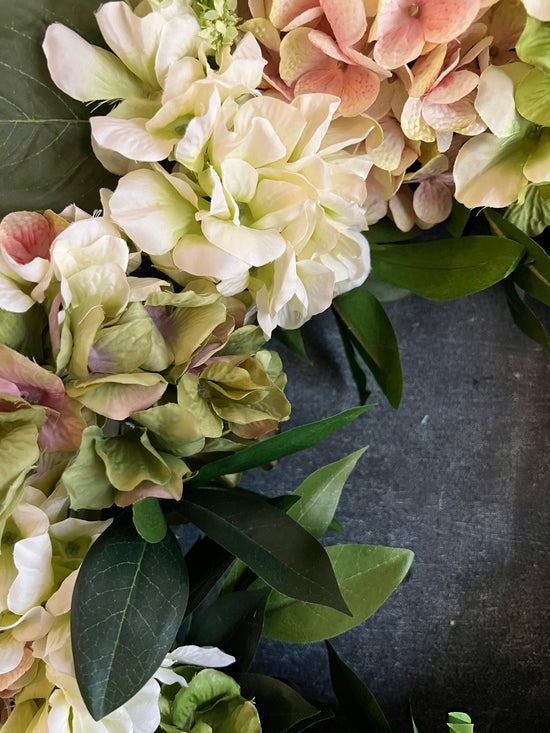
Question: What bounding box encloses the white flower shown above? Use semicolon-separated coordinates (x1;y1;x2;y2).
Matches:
110;93;373;336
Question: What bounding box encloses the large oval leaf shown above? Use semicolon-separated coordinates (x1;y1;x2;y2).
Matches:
71;513;189;720
0;0;116;216
179;487;349;614
262;544;413;643
370;236;525;300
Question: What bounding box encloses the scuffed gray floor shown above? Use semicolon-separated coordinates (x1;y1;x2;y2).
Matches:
249;287;549;732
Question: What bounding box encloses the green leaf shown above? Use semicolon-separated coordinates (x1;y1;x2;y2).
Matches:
189;406;373;486
132;497;168;543
183;537;234;618
370;236;525;300
485;209;550;306
0;306;47;361
363;277;411;305
444;201;471;239
186;589;270;673
237;673;320;733
334;314;371;406
503;280;549;351
328;518;344;534
326;642;391;733
273;327;311;364
179;487;350;614
334;288;403;409
447;712;473;733
287;448;367;539
0;0;117;215
366;221;423;244
262;544;413;643
71;513;189;720
505;183;550;237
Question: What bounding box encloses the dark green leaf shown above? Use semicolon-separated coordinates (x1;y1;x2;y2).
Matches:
485;209;550;306
186;589;270;672
326;642;391;733
0;0;117;215
334;314;371;406
503;280;549;351
132;497;167;543
364;277;411;305
328;518;345;534
189;406;373;486
273;327;311;364
263;544;413;643
237;673;320;733
183;537;234;618
0;305;47;360
71;513;189;720
334;288;403;408
366;221;423;244
287;448;367;539
370;236;525;300
179;487;350;614
444;201;470;238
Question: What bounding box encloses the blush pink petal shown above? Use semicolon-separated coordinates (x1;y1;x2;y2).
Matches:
320;0;367;48
339;65;381;117
115;482;178;507
425;70;479;105
420;0;480;44
294;67;344;98
281;7;324;31
308;30;353;63
374;19;425;69
270;0;320;30
0;212;53;265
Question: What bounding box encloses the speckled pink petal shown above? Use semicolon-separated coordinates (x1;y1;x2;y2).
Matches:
269;0;319;30
308;29;351;63
413;179;453;224
339;65;381;117
420;0;480;44
422;97;477;132
320;0;367;48
425;70;479;105
294;66;344;98
0;212;53;265
374;19;425;69
281;6;324;31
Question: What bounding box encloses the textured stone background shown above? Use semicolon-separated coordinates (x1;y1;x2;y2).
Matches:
248;287;549;732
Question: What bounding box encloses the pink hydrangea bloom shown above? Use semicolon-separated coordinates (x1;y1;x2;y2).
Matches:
374;0;481;69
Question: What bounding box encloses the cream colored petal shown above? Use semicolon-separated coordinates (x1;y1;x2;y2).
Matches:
110;170;198;256
201;218;286;267
279;27;328;83
453;132;529;207
91;116;176;162
524;130;550;183
95;1;165;88
413;179;453;224
43;24;144;102
8;535;53;615
475;64;529;137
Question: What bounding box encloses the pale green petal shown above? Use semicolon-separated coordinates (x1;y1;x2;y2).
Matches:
43;24;144;102
220;159;259;204
524;129;550;182
155;13;202;84
95;430;171;494
515;67;550;126
66;373;167;420
453;132;530;207
61;427;115;511
89;317;153;373
173;235;251;282
505;183;550;235
110;170;199;256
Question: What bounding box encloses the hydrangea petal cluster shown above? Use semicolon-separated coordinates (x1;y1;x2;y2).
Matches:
110;93;372;335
